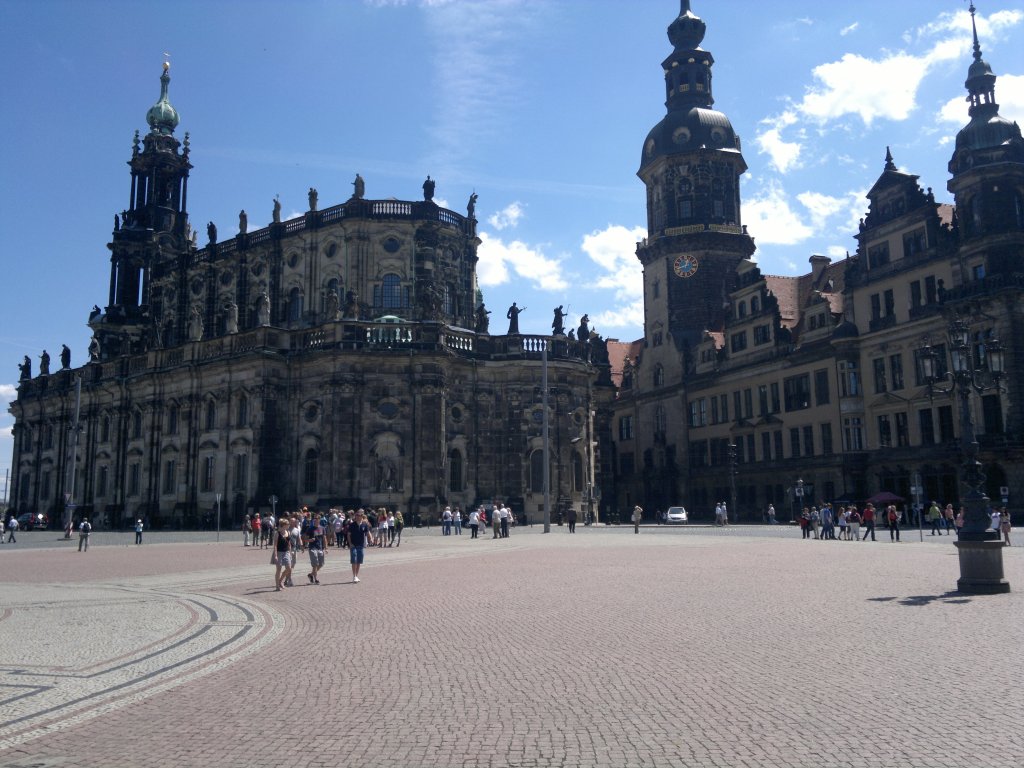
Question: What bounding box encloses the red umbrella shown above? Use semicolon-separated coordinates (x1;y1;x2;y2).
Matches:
866;491;904;505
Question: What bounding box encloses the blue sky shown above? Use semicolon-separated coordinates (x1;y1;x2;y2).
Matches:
2;0;1023;494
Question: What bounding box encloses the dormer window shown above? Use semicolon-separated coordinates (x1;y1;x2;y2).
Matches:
750;296;760;313
868;242;890;269
737;301;747;319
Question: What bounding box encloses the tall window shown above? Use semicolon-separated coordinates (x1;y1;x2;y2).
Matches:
237;395;249;427
790;428;801;458
803;425;814;457
205;400;217;431
128;463;140;496
234;453;249;491
843;417;864;451
821;423;833;455
761;432;771;462
304;449;319;494
448;449;463;492
895;412;909;447
101;415;111;443
783;374;811;411
571;452;584;493
653;365;664;388
376;273;404;309
814;369;830;406
202;456;215;493
982;394;1004;434
97;465;109;497
529;450;545;493
938;406;955;442
41;470;51;500
918;408;935;445
167;406;179;435
873;358;887;394
163;459;176;494
133;411;143;439
878;415;892;447
619;416;634;440
889;354;904;391
655;405;667;434
839;361;859;397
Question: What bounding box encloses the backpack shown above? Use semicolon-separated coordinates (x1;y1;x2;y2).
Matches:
81;522;92;534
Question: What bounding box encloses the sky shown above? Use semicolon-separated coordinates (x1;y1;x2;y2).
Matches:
1;0;1023;498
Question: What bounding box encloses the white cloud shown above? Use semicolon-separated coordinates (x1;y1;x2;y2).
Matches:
796;191;846;229
591;299;645;333
756;111;802;173
0;383;16;402
577;224;646;333
743;183;814;245
487;201;525;231
840;22;859;37
827;245;850;258
476;231;567;291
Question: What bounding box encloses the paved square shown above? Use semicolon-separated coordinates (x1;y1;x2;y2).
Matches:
0;526;1021;767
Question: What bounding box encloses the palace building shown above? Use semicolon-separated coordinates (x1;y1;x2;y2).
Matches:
8;64;615;529
611;1;1024;520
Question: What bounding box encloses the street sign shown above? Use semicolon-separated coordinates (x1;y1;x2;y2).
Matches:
999;486;1009;497
795;488;804;497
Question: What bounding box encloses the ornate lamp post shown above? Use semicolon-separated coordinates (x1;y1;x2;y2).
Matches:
922;317;1009;593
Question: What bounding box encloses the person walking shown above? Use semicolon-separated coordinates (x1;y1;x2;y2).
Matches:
272;519;293;591
767;504;777;525
393;509;404;547
305;513;326;585
347;510;372;583
861;504;877;541
242;515;252;547
500;503;511;538
78;517;92;551
800;508;811;539
632;505;643;533
468;508;480;539
999;507;1012;546
848;507;861;541
567;507;577;534
886;504;900;542
6;515;18;544
453;507;462;536
134;518;144;545
491;505;501;539
442;506;452;536
927;501;944;535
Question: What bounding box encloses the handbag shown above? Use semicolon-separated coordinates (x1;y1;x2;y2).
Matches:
270;552;278;565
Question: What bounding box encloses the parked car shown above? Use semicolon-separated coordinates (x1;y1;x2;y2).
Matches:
665;506;688;524
16;512;49;530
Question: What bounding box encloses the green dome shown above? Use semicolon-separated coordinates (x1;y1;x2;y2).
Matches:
146;64;179;135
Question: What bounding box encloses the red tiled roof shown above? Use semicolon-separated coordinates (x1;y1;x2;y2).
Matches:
606;338;644;389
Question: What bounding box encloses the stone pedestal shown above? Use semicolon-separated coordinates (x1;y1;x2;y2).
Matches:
955;538;1010;594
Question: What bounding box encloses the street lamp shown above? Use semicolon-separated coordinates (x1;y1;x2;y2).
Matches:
922;317;1009;593
727;443;738;525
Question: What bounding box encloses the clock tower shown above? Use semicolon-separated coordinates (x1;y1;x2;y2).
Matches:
636;0;755;354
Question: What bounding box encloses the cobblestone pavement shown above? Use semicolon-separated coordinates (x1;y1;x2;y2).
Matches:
0;525;1021;768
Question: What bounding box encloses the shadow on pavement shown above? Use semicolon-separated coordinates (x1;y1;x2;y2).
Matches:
868;592;971;606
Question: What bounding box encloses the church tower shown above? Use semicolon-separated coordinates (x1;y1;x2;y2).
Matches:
97;62;193;357
636;0;755;354
946;2;1024;277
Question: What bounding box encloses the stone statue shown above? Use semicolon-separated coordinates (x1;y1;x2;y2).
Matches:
39;350;51;376
256;291;271;326
578;313;590;341
377;456;397;492
114;214;120;232
238;209;247;235
419;281;443;321
88;336;101;362
475;303;491;334
60;344;71;370
18;355;31;380
353;174;365;200
423;175;435;202
272;196;281;224
552;305;566;336
308;187;318;211
224;301;239;335
467;192;478;219
207;221;217;245
506;302;525;335
567;329;576;341
325;289;340;321
344;290;359;319
188;305;204;341
89;305;101;322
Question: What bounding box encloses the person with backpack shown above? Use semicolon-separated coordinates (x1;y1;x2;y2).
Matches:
78;518;92;552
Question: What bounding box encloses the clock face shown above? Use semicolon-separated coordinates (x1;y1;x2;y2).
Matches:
673;254;699;278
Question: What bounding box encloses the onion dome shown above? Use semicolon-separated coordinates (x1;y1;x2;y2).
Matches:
146;62;180;136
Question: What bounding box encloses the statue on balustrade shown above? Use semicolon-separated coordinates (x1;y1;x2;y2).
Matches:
88;336;101;362
207;221;217;245
467;192;478;219
18;355;31;380
39;350;50;376
224;300;239;335
552;305;566;336
506;302;525;335
325;289;341;321
60;344;71;370
577;313;589;341
188;305;204;341
475;303;491;334
353;174;365;200
344;290;360;319
238;209;247;235
272;196;281;224
256;291;271;327
423;176;435;202
308;187;318;212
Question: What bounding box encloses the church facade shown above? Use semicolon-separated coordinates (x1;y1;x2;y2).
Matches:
611;1;1024;521
8;65;614;530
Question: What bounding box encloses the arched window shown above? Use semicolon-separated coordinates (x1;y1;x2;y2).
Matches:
167;405;179;435
571;452;584;493
133;411;143;439
237;394;249;427
655;405;667;434
288;287;303;323
303;449;318;494
378;273;403;309
449;449;463;492
205;400;216;431
653;364;665;388
529;450;545;493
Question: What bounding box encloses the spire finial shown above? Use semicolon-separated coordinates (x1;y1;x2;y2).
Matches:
969;3;982;62
884;146;895;171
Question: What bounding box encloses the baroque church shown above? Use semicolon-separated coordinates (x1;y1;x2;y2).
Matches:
9;63;615;529
611;1;1024;520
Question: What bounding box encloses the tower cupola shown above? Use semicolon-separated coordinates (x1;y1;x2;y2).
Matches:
146;62;180;136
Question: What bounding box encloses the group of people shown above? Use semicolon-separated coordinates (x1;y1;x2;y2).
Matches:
442;503;516;539
242;507;404;591
798;501;1012;545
